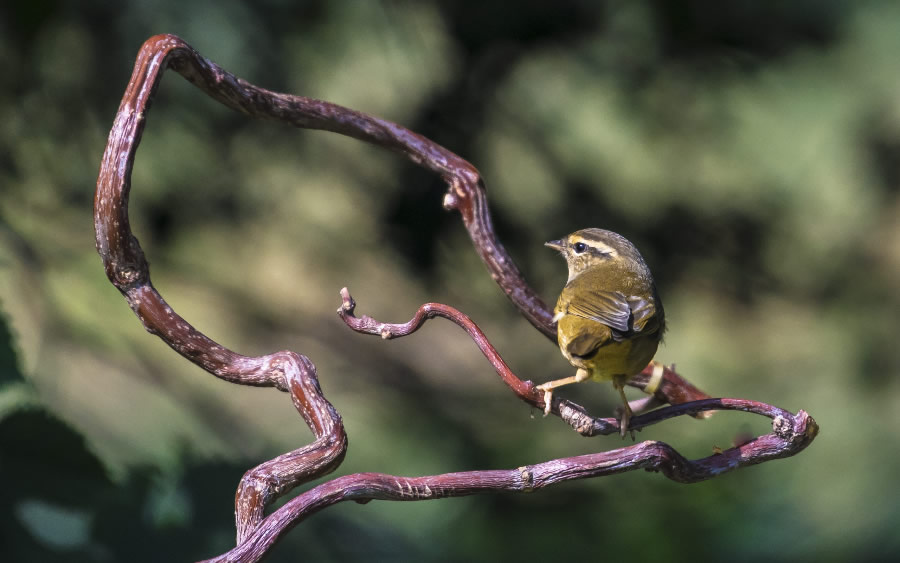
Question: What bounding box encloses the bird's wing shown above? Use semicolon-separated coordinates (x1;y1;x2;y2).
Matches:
565;290;660;343
565;324;614;358
564;290;632;333
626;294;661;334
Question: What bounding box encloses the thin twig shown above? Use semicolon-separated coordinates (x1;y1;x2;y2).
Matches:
337;287;807;436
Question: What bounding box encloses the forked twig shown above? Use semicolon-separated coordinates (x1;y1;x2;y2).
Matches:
93;35;819;563
336;288;812;437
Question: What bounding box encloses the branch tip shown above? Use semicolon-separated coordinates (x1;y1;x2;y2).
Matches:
339;287;355;313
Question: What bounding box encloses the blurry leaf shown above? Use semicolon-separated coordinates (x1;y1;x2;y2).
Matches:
0;303;24;386
0;409;112;505
0;408;111;561
15;499;92;550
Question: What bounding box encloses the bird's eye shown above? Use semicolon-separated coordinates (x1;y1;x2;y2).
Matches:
573;242;587;253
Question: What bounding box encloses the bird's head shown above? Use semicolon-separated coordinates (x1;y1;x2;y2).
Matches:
545;228;649;284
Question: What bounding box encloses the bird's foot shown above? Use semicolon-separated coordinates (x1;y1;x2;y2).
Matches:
619;406;635;441
613;375;635;440
537;372;588;417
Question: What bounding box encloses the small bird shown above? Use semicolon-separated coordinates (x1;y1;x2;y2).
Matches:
539;228;665;436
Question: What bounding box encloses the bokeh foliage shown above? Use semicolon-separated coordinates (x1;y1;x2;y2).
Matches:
1;0;899;560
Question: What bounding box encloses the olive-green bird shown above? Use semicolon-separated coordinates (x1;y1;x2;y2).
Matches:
539;228;665;436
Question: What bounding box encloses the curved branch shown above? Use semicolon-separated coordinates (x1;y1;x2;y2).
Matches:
94;34;349;545
95;34;551;337
207;407;817;562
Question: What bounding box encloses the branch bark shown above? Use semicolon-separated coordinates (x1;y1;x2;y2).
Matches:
206;406;816;563
93;34;819;563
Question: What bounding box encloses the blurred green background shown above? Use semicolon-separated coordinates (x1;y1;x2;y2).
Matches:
2;0;899;561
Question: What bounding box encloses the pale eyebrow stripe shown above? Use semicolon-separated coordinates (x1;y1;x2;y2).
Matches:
571;237;616;255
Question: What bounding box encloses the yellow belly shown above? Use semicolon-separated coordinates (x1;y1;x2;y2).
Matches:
557;320;659;382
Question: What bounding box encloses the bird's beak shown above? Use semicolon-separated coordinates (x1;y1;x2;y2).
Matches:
544;239;565;252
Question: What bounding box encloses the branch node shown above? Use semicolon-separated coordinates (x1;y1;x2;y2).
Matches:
772;415;791;438
517;466;534;492
442;191;458;210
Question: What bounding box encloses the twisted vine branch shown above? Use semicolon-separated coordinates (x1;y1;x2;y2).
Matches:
94;35;819;563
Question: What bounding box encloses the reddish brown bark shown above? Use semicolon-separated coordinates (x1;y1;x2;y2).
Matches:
93;35;819;563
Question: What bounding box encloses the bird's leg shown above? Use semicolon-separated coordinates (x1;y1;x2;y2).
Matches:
613;374;634;440
537;369;590;416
